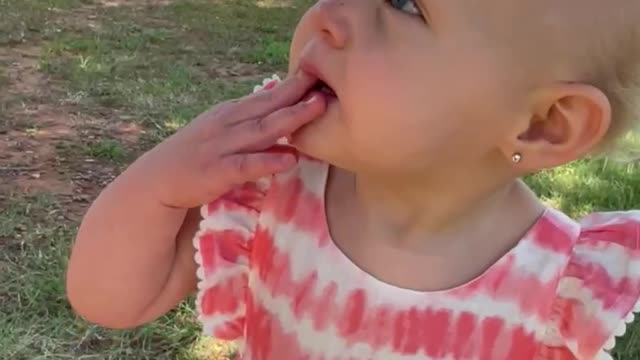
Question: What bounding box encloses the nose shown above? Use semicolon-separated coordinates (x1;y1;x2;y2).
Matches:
308;0;352;49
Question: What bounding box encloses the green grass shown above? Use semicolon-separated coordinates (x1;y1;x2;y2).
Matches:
1;0;310;358
1;56;12;129
39;0;304;132
2;0;640;359
0;69;8;130
0;196;207;359
0;70;8;88
0;0;85;45
245;38;291;66
527;159;640;216
85;139;128;162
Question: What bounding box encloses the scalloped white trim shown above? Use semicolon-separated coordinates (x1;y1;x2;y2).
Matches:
253;73;281;93
193;204;214;329
596;298;640;359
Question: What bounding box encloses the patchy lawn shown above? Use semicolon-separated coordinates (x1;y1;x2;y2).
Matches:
0;0;639;359
1;0;309;358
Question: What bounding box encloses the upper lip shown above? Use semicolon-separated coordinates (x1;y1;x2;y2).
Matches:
298;58;337;96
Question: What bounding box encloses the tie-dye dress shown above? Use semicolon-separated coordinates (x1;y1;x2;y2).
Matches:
192;77;640;360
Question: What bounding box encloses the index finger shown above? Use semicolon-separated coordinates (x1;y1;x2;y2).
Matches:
232;71;318;122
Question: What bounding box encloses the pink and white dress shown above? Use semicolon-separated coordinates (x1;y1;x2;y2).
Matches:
192;77;640;360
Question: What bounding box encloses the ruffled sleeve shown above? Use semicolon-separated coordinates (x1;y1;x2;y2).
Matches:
193;74;282;344
193;177;271;342
538;211;640;359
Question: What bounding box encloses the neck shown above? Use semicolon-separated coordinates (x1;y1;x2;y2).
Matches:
347;164;541;248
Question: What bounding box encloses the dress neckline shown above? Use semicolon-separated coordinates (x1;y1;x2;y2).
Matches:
312;160;572;297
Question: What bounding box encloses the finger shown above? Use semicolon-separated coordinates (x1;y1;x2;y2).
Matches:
225;91;326;152
229;71;319;123
220;150;299;185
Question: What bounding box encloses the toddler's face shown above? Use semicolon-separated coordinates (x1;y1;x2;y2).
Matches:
286;0;539;175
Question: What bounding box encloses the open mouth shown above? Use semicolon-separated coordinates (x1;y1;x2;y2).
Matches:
312;80;337;98
300;79;338;105
297;59;337;101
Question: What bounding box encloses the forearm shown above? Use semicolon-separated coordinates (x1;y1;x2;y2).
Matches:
66;166;193;328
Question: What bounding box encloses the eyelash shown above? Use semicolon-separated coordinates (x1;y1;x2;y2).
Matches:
386;0;424;18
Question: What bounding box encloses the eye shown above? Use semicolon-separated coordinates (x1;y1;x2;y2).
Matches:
387;0;423;17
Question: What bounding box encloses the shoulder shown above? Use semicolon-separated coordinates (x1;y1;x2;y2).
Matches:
540;210;640;359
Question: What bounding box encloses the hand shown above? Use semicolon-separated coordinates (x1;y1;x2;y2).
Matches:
129;72;325;209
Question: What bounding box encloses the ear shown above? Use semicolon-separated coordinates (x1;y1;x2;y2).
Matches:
501;82;612;171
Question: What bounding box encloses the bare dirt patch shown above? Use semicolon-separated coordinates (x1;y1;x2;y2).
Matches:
0;42;142;219
1;46;73;195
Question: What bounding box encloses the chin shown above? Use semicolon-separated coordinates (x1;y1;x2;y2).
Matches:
291;133;352;172
289;99;351;162
288;126;321;157
287;126;327;161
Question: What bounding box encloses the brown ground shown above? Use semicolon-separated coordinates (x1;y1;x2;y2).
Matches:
0;40;143;219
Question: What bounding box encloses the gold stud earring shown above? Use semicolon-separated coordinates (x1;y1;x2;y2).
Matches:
512;152;522;163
